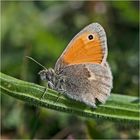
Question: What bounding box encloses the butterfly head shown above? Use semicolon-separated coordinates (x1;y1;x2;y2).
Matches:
38;68;55;81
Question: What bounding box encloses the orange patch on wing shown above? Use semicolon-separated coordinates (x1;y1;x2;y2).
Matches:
63;32;103;65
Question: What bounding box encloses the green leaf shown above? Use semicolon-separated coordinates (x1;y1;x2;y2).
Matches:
0;72;139;123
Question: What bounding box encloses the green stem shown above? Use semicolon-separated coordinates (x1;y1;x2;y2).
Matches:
0;72;139;123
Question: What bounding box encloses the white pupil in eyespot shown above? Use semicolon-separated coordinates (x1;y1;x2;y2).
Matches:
88;35;94;40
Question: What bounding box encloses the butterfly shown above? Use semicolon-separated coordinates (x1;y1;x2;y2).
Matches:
38;23;113;108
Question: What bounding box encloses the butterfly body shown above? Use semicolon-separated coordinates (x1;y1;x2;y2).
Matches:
39;23;113;108
39;68;66;93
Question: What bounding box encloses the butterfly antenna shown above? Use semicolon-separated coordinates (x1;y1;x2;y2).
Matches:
26;56;47;70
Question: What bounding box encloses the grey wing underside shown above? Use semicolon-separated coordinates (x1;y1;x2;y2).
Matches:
60;63;113;107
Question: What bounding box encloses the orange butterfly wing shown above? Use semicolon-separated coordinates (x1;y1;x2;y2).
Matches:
55;23;107;72
63;32;103;64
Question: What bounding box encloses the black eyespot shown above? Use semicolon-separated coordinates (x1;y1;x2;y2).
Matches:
88;34;93;40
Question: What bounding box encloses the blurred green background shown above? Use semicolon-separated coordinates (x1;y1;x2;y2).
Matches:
1;1;139;139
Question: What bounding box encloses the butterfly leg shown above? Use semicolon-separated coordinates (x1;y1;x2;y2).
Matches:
41;86;47;99
55;87;66;102
41;81;55;99
54;80;66;102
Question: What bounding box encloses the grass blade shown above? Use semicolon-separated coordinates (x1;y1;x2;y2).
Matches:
0;72;139;123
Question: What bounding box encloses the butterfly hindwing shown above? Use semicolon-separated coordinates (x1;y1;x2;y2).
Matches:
60;63;112;107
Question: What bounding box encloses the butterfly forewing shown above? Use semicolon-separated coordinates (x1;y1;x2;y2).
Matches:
55;23;107;72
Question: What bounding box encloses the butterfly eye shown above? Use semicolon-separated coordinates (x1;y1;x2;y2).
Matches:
88;34;94;40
